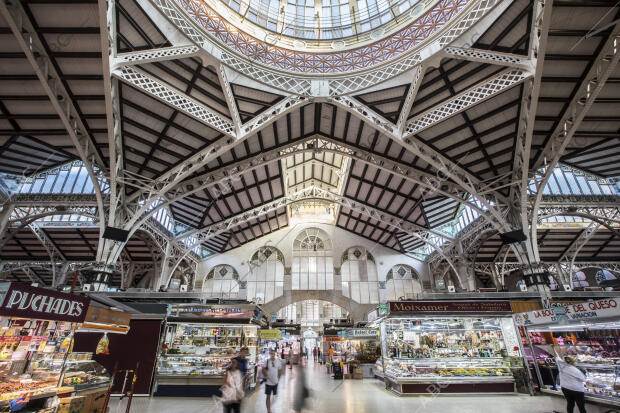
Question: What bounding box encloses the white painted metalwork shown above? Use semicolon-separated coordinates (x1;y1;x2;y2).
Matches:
114;45;201;66
396;65;424;135
444;47;534;70
0;0;106;225
529;23;620;262
113;66;236;136
404;69;531;137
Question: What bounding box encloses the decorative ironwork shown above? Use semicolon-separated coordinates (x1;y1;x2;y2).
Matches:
178;0;469;74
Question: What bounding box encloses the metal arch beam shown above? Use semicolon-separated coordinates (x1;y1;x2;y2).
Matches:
125;134;490;249
21;266;46;286
113;45;201;67
98;0;127;263
217;64;242;135
8;194;102;207
28;221;66;285
538;211;620;238
403;68;531;137
443;47;535;71
530;23;620;262
113;65;236;136
512;0;553;264
327;79;515;238
165;186;459;289
396;65;424;135
0;0;106;225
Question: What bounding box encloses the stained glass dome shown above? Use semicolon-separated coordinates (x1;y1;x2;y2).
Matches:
220;0;424;41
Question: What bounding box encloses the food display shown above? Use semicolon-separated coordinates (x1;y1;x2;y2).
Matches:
517;299;620;406
62;353;111;390
375;313;518;394
381;358;512;378
158;323;259;377
527;326;620;403
0;318;74;405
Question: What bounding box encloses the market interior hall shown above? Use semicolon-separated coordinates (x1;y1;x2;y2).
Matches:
1;0;620;411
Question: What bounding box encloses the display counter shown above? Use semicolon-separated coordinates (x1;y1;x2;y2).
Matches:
0;282;92;411
155;304;266;397
516;298;620;407
372;300;522;395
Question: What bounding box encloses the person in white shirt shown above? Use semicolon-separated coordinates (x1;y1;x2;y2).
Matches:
260;349;284;413
554;347;587;413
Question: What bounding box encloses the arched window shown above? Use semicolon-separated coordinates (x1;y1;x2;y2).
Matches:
202;265;239;298
247;247;285;304
292;228;334;290
386;264;422;300
341;247;379;304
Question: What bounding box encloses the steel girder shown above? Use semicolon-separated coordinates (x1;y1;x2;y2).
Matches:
529;22;620;263
0;0;106;226
163;186;459;289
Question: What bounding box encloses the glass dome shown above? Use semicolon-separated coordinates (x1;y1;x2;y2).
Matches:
222;0;423;40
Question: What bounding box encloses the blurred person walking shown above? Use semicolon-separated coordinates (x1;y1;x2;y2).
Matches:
261;349;284;413
292;365;310;413
220;358;244;413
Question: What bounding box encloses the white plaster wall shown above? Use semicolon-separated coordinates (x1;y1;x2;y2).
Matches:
196;223;428;287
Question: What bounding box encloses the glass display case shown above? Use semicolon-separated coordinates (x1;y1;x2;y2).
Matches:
158;324;259;378
516;298;620;407
373;302;521;395
525;323;620;405
62;354;111;391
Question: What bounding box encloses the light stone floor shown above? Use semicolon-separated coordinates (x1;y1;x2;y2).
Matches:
109;361;609;413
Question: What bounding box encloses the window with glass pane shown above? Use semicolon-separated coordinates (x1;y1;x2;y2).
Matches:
202;265;239;298
292;228;333;291
341;247;379;304
247;247;285;304
386;264;422;301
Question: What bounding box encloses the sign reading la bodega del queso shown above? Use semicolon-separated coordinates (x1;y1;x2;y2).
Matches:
515;298;620;326
0;282;91;323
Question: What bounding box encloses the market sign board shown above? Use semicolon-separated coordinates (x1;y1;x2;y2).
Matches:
260;329;282;339
514;298;620;326
341;329;377;339
167;304;259;321
0;283;90;323
389;300;512;315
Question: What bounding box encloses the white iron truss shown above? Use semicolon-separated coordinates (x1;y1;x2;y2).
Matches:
528;22;620;263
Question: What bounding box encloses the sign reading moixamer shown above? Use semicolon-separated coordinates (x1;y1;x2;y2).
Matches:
0;283;91;323
515;298;620;326
389;300;512;314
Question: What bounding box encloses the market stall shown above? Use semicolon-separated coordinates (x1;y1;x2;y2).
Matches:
372;300;523;395
258;329;282;364
338;328;380;378
515;297;620;407
0;282;91;412
272;323;301;364
154;304;266;397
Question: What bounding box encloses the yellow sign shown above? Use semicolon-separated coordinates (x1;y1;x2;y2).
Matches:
260;330;281;339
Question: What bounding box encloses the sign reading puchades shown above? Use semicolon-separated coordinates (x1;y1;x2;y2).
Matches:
514;298;620;326
167;304;264;324
388;300;512;315
0;282;91;323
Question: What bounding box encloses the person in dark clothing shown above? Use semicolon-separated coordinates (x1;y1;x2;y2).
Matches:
233;347;249;385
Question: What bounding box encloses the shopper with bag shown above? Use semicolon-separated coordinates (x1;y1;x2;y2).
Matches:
221;358;245;413
261;349;284;413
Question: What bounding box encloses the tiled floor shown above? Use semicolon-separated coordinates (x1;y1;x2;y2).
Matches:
109;360;608;413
